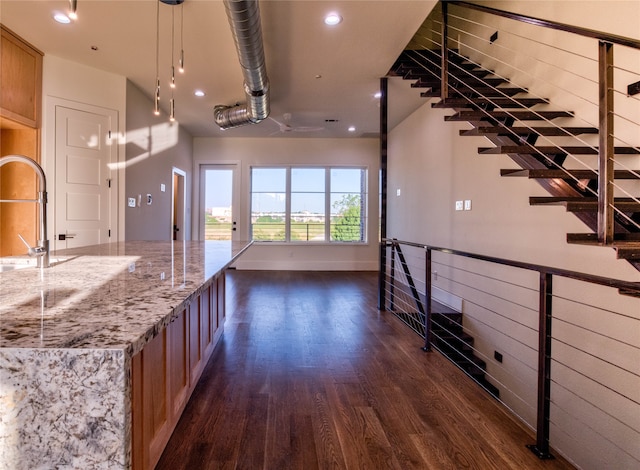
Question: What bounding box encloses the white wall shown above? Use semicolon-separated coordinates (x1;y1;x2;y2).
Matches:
193;137;380;270
387;1;640;468
41;55;127;242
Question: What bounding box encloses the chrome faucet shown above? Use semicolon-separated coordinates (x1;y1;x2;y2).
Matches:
0;155;50;268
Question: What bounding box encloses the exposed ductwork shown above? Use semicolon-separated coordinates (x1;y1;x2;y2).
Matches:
214;0;270;129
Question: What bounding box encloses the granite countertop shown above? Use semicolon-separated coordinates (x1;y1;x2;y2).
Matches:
0;240;251;354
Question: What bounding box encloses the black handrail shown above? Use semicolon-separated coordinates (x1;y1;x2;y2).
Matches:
447;0;640;50
382;238;640;293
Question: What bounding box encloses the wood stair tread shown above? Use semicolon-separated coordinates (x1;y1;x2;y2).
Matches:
567;233;640;260
446;110;573;122
448;86;528;97
480;145;640;155
500;169;640;179
460;126;598;136
530;196;640;212
433;97;548;109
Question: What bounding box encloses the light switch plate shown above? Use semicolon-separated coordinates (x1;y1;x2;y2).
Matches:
464;199;472;210
160;183;166;192
128;197;136;208
455;200;464;211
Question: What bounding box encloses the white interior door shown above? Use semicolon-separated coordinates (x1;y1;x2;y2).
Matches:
54;105;113;250
199;164;239;241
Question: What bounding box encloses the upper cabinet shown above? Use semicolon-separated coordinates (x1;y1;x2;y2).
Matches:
1;25;43;128
0;25;43;256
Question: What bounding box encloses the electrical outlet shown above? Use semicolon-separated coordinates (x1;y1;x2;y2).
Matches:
396;188;401;196
464;199;472;211
160;183;166;192
494;351;503;363
455;200;464;211
128;197;136;208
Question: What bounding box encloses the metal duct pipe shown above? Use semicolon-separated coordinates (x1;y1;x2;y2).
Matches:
214;0;270;129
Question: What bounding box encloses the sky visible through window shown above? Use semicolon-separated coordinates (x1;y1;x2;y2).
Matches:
205;170;232;209
250;167;364;214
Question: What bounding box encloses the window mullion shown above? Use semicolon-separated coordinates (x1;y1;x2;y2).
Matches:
285;166;291;242
325;168;331;241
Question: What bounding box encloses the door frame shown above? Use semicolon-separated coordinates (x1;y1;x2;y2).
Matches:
172;167;186;241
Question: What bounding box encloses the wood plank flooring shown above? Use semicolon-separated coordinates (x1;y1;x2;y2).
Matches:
155;270;573;470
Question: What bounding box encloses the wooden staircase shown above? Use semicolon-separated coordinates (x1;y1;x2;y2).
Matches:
389;49;640;272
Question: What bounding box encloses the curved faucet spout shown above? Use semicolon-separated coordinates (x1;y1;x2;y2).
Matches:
0;154;49;268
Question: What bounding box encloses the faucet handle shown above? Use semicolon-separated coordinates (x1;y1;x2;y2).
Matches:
17;233;44;257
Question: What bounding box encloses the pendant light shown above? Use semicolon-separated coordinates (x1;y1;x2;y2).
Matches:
69;0;78;20
170;6;176;89
154;0;161;115
179;3;185;73
155;0;185;121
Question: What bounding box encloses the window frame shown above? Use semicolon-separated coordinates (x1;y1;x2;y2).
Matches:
249;165;368;244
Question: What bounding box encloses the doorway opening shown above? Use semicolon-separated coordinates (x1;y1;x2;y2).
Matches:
172;167;186;241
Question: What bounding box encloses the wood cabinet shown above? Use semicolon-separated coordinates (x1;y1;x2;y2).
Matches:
131;273;227;470
1;25;43;127
0;25;43;256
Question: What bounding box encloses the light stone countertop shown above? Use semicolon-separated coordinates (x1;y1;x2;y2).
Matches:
0;240;251;354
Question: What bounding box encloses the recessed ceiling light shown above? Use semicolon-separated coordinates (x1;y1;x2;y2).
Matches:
53;12;71;24
194;90;206;97
348;126;356;132
324;13;342;26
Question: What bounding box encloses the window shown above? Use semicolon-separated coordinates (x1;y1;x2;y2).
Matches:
250;166;367;243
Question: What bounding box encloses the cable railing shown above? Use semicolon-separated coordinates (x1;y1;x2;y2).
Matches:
379;238;640;468
407;0;640;241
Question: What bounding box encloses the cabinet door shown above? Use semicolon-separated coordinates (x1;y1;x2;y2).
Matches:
131;328;171;470
168;308;189;420
188;297;204;385
200;284;213;358
217;274;226;327
0;26;42;127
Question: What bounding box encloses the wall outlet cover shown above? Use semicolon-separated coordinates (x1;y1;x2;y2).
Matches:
464;199;472;210
455;200;464;211
128;197;136;208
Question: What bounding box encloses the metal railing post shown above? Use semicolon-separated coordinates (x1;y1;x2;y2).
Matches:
378;241;387;310
598;41;614;244
528;271;554;460
441;1;449;100
389;241;397;311
422;247;432;352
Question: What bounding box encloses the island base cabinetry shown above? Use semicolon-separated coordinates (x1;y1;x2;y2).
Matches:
131;274;226;470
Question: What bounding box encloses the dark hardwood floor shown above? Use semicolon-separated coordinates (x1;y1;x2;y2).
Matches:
156;270;573;470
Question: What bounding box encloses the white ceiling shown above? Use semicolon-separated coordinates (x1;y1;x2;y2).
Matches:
0;0;436;138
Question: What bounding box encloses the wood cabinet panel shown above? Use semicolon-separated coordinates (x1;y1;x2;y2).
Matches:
188;297;204;385
1;26;43;128
130;329;171;470
167;309;189;420
200;285;213;358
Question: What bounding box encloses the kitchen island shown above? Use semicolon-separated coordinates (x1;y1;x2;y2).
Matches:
0;240;251;470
